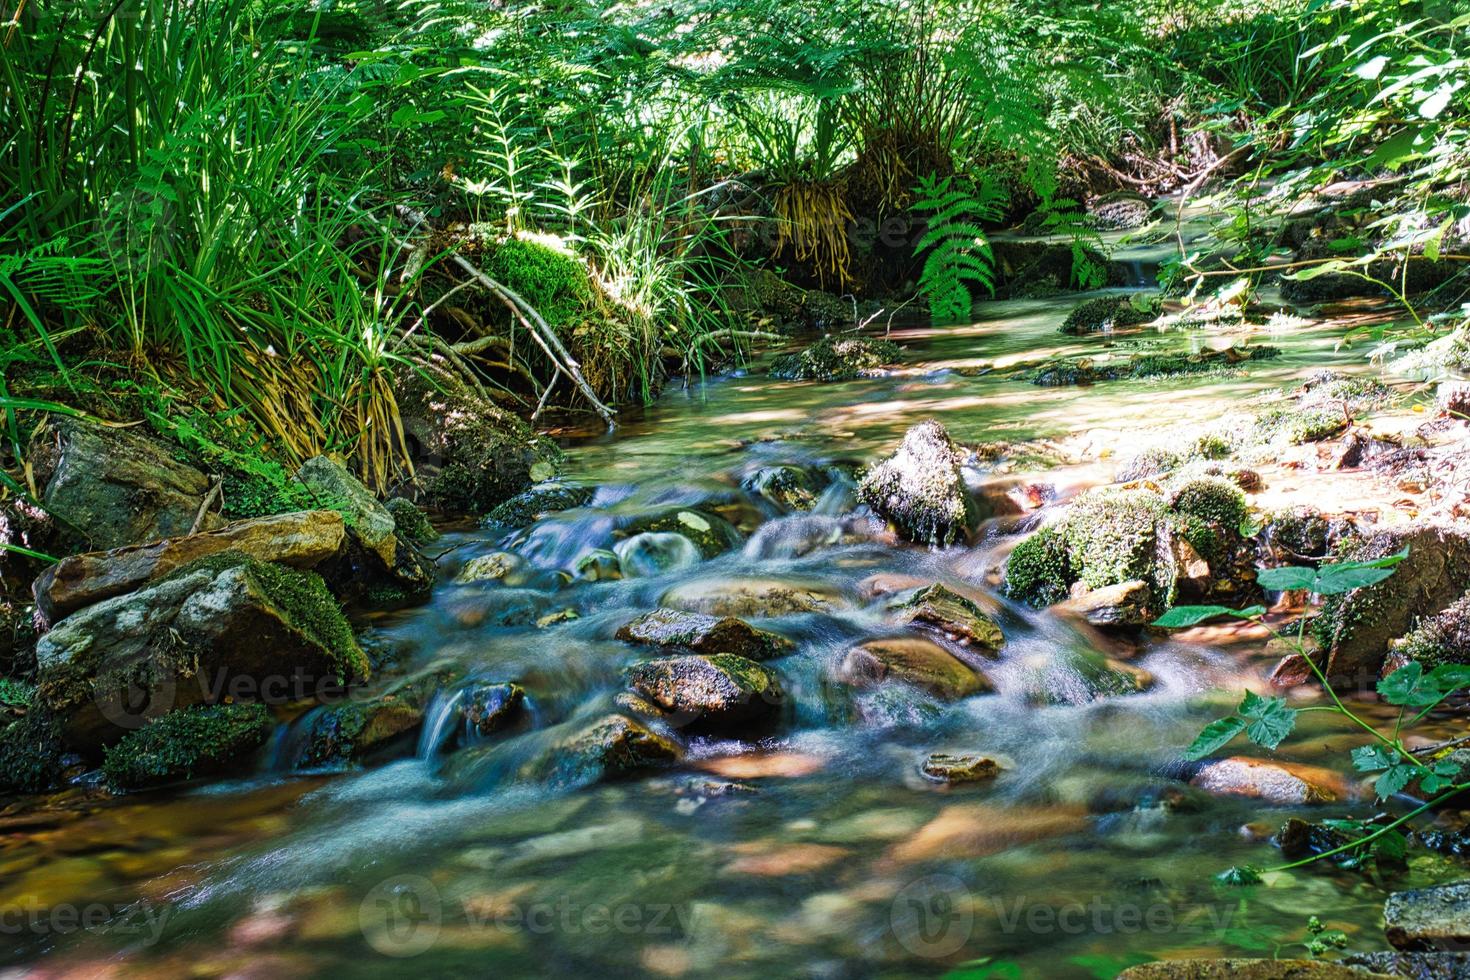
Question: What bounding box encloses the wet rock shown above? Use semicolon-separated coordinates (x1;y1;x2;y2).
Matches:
741;465;825;512
887;803;1087;862
1386;591;1470;676
619;508;741;559
1090;192;1153;231
1003;525;1074;608
1118;960;1396;979
454;551;531;586
1019;648;1154;704
1030;345;1281;386
573;549;621;581
1259;506;1343;564
461;683;527;738
625;655;783;733
297;695;424;767
1386;880;1470;950
1343;951;1470;978
1268;653;1319;689
1055;580;1153;627
384;497;438;545
484;482;595;529
102;703;273;791
1189;757;1349;805
1317;524;1470;684
29;415;224;551
886;584;1004;653
533;714;681;786
768;336;901;382
660;577;843;618
33;510;347;623
393;357;562;516
616;608;793;660
613;532;702;578
34;554;367;752
858;420;977;547
1059;294;1158;335
920;752;1002;784
836;637;993;701
296;456;435;608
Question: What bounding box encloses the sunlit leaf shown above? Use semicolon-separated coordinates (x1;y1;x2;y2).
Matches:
1184;716;1247;760
1153;605;1264;628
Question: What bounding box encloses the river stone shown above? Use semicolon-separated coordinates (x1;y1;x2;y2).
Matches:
392;358;563;516
573;549;622;581
616;608;794;660
297;694;424;767
619;507;741;559
660;577;844;618
741;465;823;512
887;584;1004;653
768;336;901;382
534;714;682;786
858;420;977;547
1188;757;1349;805
921;752;1002;784
1318;523;1470;685
34;554;368;752
836;637;993;701
625;654;783;733
460;683;527;738
1117;960;1397;979
29;416;224;551
888;802;1088;863
296;456;396;566
484;482;595;529
33;510;347;622
1384;880;1470;951
614;532;702;578
454;551;531;586
1055;580;1153;627
1344;951;1470;977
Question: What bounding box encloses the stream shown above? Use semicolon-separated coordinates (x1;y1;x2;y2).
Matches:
4;290;1462;979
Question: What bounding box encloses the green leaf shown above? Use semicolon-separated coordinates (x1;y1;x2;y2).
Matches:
1427;663;1470;693
1216;865;1262;886
1378;662;1441;706
1372;831;1407;862
1256;566;1317;592
1184;716;1247;760
1351;744;1397;772
1153;605;1264;628
1375;764;1417;800
1239;693;1297;750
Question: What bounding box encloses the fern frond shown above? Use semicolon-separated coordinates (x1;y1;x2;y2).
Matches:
908;172;1005;323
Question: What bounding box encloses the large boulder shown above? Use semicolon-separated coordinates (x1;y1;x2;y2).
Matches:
28;416;223;551
836;637;993;701
33;554;368;752
33;510;347;623
625;654;784;733
295;456;435;608
1317;524;1470;685
858;420;977;547
393;358;563;516
616;608;793;660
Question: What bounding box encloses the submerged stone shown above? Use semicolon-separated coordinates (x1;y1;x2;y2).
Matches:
660;577;843;618
619;507;741;559
858;420;977;547
573;549;622;581
741;465;824;512
484;482;595;529
532;714;681;786
1188;757;1349;805
625;654;784;733
613;532;702;578
836;637;993;701
887;584;1004;653
616;608;793;660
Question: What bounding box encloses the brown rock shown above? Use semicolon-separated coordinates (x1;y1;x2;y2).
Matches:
920;753;1001;784
887;584;1004;653
1189;757;1350;805
34;511;346;622
836;637;993;700
660;577;844;618
1055;579;1153;627
887;803;1086;863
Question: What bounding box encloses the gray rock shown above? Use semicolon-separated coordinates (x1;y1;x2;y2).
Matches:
858;420;977;547
1118;959;1396;979
625;654;784;733
616;608;793;660
1386;880;1470;951
1344;951;1470;978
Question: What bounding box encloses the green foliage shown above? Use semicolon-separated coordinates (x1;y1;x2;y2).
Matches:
0;711;66;795
910;173;1005;322
484;235;593;332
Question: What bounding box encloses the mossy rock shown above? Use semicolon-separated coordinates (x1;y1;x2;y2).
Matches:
1059;295;1158;335
888;584;1004;653
1170;476;1249;562
0;711;67;795
616;608;794;660
1030;345;1281;386
769;336;902;382
297;697;423;768
741;465;823;512
1250;406;1348;445
1004;526;1074;608
858;420;977;547
485;482;595;529
102;703;273;791
484;233;592;332
385;497;438;545
1388;591;1470;674
618;508;741;560
625;654;784;734
532;714;682;787
573;549;622;581
1063;487;1173;595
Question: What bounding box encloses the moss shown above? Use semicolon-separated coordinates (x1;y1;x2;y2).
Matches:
165;553;368;682
484;233;592;332
102;703;273;791
1251;406;1348;445
0;711;66;795
1004;526;1074;607
1063;487;1172;593
0;677;33;711
769;336;902;382
385;497;438;545
1059;295;1157;335
1299;373;1394;414
1261;506;1335;561
1170;476;1248;530
1392;593;1470;671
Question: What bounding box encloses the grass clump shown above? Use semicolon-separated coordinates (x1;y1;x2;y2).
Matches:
102;703;274;791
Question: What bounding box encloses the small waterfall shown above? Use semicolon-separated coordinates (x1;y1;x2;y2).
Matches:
416;688;465;759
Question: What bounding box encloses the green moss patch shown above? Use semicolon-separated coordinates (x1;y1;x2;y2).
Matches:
770;336;902;382
485;234;592;332
1004;526;1073;608
0;711;66;795
102;703;273;791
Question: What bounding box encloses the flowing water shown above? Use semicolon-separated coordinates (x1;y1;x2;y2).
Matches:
3;292;1461;979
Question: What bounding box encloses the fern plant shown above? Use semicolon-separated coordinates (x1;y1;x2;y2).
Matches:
910;173;1006;322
